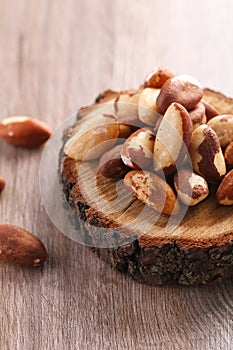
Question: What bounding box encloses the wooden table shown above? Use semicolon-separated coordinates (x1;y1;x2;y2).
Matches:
0;1;233;349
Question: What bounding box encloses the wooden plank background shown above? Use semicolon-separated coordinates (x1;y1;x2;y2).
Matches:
0;0;233;349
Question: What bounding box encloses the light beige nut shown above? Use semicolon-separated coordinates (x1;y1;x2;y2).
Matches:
174;168;209;206
0;176;6;194
138;88;161;126
124;170;180;215
224;141;233;167
153;102;192;175
121;128;155;169
99;144;128;178
216;169;233;205
0;224;47;266
202;100;218;121
207;115;233;148
0;116;52;148
116;110;142;138
116;92;140;114
64;114;119;160
156;74;203;114
189;125;226;183
144;67;175;88
189;102;207;129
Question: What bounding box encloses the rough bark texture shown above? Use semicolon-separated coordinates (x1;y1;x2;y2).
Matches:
61;88;233;286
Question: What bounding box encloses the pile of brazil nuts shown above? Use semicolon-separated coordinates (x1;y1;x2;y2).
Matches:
64;67;233;216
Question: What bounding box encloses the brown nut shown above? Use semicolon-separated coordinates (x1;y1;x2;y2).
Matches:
201;100;218;121
144;67;175;88
0;176;6;193
64;114;119;160
216;169;233;205
121;128;155;169
153;102;192;175
174;168;209;206
124;170;180;216
189;125;226;184
189;102;207;129
138;88;161;126
224;141;233;167
0;116;52;148
207;115;233;148
0;224;47;266
156;74;203;115
99;144;128;178
116;110;142;138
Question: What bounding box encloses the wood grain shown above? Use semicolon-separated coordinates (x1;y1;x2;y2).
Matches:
0;0;233;349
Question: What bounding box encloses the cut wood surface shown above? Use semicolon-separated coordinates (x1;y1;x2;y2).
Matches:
1;0;233;349
62;89;233;286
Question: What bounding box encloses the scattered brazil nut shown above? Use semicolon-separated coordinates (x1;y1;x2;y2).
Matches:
153;102;192;175
64;114;119;160
0;176;6;193
124;170;180;215
99;144;128;178
138;88;161;126
144;66;175;88
207;115;233;148
189;124;226;183
174;168;209;206
224;141;233;167
216;169;233;205
121;128;155;169
0;116;52;148
0;224;47;266
156;74;203;114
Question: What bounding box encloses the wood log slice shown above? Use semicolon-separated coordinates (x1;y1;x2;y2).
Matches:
61;88;233;286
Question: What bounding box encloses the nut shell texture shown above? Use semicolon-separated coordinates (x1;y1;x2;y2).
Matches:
189;125;226;183
156;74;203;114
124;170;180;215
216;169;233;205
121;128;155;169
0;224;47;266
174;168;209;206
153;102;192;175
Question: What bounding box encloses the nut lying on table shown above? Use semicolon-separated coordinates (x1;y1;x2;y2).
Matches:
0;176;6;194
0;224;47;266
0;116;52;148
64;66;233;217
